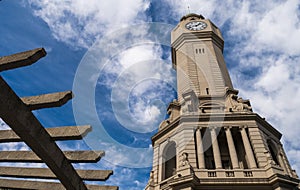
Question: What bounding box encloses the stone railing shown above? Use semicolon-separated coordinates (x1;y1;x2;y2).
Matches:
195;168;267;179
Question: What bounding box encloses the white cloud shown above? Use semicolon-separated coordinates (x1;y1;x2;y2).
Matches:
228;1;300;59
166;0;242;26
0;118;10;130
255;57;291;93
119;45;162;70
26;0;150;48
26;0;175;133
91;41;175;133
253;0;300;55
239;56;300;145
74;163;146;189
104;166;148;190
110;45;175;132
0;142;29;151
95;140;153;168
287;148;300;176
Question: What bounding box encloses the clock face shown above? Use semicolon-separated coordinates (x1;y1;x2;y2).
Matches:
185;21;207;31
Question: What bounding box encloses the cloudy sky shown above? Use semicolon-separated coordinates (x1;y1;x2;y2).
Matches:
0;0;300;189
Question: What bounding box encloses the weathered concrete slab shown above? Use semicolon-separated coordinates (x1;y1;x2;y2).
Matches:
21;91;73;110
0;48;46;72
46;125;92;140
77;169;113;181
0;151;104;163
65;151;104;163
0;178;119;190
0;125;92;142
0;76;87;190
0;166;113;181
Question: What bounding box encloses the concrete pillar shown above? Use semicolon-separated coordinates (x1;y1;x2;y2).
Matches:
210;127;222;169
195;127;205;169
224;127;239;169
240;126;257;169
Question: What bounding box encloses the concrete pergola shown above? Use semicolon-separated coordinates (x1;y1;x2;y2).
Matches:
0;48;118;190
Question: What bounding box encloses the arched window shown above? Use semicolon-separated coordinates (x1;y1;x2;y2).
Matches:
162;142;176;180
267;140;280;166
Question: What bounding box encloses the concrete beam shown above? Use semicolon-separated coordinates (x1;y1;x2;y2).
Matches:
65;151;104;163
77;169;113;181
0;151;104;163
21;91;73;110
0;48;46;72
0;166;113;181
0;76;87;190
0;125;92;142
0;178;119;190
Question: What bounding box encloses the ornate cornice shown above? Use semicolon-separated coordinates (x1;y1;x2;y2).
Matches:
152;113;282;144
171;32;224;52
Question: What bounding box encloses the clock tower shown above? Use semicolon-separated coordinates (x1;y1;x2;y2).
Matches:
171;14;233;102
145;14;300;190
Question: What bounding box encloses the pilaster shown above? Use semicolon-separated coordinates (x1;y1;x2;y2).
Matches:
152;145;160;183
240;126;257;169
224;126;239;169
177;126;197;169
247;126;268;168
195;127;205;169
210;126;222;169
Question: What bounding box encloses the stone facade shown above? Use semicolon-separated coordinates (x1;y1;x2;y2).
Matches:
146;14;299;190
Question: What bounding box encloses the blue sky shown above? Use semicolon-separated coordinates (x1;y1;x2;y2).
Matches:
1;0;300;189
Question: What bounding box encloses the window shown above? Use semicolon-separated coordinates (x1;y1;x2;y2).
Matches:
162;142;176;180
267;140;280;166
195;48;205;54
206;88;209;95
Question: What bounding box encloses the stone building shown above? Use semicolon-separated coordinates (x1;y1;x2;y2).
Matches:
145;14;300;190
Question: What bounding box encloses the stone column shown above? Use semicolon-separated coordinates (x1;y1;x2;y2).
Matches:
224;127;239;169
240;126;257;169
195;127;205;169
210;127;222;169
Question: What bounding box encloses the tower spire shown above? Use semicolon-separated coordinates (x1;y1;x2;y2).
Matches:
184;0;191;14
